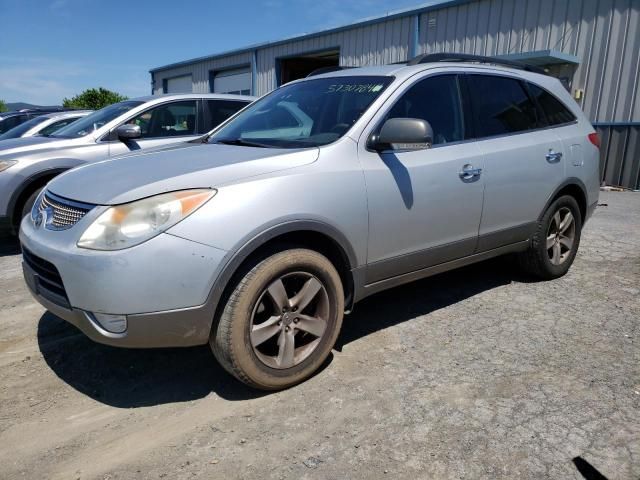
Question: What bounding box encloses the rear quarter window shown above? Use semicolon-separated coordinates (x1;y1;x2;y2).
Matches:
526;82;577;126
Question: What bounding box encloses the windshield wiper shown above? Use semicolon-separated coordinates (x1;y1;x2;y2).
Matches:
213;138;270;148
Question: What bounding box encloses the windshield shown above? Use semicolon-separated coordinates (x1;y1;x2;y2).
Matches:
209;76;393;148
51;101;143;138
0;116;48;140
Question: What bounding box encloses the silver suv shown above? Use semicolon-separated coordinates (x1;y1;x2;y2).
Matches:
20;54;600;390
0;93;253;235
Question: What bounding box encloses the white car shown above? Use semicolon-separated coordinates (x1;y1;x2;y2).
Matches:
0;111;92;141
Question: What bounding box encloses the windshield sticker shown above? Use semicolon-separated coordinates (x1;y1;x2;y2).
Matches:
326;84;385;93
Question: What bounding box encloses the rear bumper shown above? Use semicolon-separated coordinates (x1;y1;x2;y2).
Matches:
586;200;597;223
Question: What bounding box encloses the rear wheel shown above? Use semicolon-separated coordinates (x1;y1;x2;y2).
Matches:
518;195;582;279
210;248;344;390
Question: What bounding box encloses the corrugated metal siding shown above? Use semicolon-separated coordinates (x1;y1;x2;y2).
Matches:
153;51;252;95
597;125;640;189
417;0;640;124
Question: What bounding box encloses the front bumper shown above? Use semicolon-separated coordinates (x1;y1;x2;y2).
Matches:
20;215;228;348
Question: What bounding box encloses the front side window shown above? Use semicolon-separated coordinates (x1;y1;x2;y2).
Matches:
467;75;541;137
52;101;143;138
527;83;576;126
126;101;197;138
210;76;393;148
381;74;465;145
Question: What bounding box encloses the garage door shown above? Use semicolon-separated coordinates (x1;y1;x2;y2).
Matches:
213;68;251;95
165;75;193;93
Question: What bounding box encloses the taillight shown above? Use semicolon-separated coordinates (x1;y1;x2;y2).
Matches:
588;132;601;149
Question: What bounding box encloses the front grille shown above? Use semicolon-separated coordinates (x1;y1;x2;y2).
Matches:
38;192;92;229
22;247;70;308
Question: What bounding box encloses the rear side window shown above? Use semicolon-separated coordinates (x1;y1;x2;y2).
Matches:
383;74;464;145
206;100;249;132
0;115;28;134
527;83;576;126
466;74;541;137
38;118;78;136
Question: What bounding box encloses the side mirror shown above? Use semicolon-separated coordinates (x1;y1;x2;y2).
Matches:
115;124;141;141
371;118;433;152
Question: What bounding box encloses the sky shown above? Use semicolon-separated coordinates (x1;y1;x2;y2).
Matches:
0;0;429;106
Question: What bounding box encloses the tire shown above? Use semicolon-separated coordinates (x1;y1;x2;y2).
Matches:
210;248;344;390
19;187;43;224
518;195;582;280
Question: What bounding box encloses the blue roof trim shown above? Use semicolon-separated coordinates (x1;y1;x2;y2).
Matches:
149;0;474;73
495;50;580;66
592;122;640;127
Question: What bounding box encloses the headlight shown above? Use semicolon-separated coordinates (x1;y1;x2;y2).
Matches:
0;160;17;172
77;189;216;250
30;189;46;222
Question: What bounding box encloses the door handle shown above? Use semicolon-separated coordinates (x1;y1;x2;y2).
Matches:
458;164;482;180
545;150;563;163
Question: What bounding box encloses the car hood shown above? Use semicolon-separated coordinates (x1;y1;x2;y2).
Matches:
48;142;320;205
0;135;82;158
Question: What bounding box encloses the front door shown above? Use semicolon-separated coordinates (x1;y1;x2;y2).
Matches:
359;74;485;284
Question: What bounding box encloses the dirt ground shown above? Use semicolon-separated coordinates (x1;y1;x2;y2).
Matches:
0;190;638;480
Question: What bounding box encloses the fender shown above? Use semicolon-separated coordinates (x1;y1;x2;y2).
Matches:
198;219;359;331
538;177;588;222
7;167;69;227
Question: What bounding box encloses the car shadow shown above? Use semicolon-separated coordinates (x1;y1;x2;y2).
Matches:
0;235;20;257
37;256;534;407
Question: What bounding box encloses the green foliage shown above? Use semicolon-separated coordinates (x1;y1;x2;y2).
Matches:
0;100;7;113
62;88;128;110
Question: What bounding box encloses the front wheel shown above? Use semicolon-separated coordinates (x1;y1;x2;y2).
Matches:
518;195;582;279
210;248;344;390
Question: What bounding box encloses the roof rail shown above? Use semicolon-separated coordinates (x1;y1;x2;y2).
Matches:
306;66;353;77
407;52;546;74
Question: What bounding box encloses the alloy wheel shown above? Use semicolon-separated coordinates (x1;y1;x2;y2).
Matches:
546;207;576;265
250;272;330;369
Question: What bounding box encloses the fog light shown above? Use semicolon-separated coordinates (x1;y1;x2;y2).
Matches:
92;313;127;333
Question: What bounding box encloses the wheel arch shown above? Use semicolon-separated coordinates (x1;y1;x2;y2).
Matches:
206;221;359;336
8;168;68;231
539;178;588;224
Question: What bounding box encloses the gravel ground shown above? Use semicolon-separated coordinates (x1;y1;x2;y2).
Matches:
0;190;638;480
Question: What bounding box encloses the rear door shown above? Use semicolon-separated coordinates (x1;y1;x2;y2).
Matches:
464;73;565;251
107;100;201;156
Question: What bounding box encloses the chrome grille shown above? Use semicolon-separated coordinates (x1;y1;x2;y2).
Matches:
38;192;93;229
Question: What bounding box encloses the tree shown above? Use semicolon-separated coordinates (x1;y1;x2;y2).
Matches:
62;87;128;110
0;100;7;113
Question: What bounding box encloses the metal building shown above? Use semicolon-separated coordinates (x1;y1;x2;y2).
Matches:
150;0;640;189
